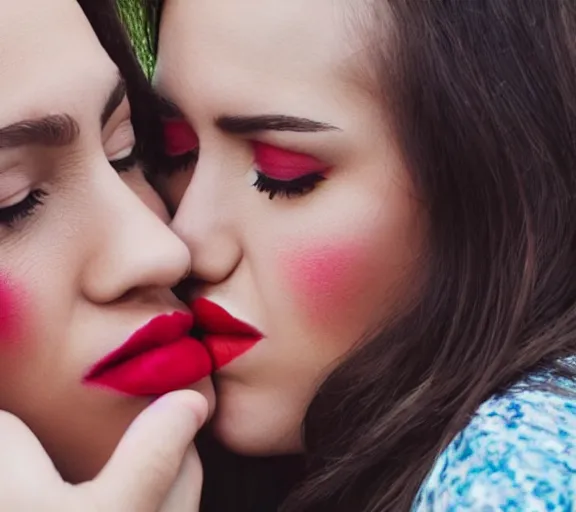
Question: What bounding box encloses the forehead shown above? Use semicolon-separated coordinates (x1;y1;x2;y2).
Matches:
157;0;367;107
0;0;116;126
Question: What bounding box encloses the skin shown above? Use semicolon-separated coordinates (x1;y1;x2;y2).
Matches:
0;0;214;483
155;0;425;455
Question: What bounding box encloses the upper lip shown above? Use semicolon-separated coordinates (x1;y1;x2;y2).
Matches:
84;311;198;382
191;298;262;338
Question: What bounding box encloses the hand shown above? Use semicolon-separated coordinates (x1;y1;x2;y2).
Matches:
0;390;208;512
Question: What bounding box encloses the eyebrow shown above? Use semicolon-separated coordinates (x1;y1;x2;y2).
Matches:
0;115;79;149
0;76;126;150
216;115;341;134
155;94;340;134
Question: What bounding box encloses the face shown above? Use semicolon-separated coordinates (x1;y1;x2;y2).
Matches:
0;0;215;482
155;0;424;454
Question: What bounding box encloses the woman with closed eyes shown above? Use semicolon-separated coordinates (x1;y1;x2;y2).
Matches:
0;1;214;510
140;0;576;510
2;1;576;511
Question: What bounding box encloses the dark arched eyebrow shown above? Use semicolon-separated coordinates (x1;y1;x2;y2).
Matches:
155;93;341;133
0;75;126;150
0;115;80;149
216;115;341;133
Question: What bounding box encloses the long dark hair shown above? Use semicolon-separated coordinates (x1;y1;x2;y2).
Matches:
140;1;576;510
76;0;163;171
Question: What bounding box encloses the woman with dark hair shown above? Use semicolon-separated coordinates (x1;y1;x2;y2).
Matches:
138;1;576;510
0;1;212;510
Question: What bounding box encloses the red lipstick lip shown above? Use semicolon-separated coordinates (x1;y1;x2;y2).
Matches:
191;298;263;370
83;311;213;397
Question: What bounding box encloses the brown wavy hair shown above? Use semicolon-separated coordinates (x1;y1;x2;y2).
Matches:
102;1;576;510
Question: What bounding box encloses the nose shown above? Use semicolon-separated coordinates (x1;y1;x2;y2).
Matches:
170;157;242;285
82;169;191;304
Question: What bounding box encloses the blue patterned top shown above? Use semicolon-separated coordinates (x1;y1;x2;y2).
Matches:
412;376;576;511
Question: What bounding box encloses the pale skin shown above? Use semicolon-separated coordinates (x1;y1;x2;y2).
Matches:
0;391;207;512
155;0;425;455
1;0;424;507
0;0;215;509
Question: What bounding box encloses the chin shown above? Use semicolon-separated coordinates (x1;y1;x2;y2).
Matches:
51;416;137;483
209;390;305;456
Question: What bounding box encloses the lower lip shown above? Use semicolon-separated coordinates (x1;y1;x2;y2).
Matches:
203;334;260;370
86;336;212;396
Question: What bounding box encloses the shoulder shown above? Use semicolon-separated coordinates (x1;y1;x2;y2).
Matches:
413;382;576;511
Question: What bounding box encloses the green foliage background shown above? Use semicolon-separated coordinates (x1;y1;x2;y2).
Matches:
116;0;155;77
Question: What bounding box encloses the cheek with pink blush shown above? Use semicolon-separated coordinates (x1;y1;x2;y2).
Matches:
0;273;25;343
279;241;372;325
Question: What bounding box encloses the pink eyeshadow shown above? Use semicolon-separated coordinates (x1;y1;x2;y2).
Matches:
163;120;199;156
254;142;327;180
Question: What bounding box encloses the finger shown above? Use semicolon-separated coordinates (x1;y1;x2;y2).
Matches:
159;444;203;512
0;411;60;482
0;411;63;510
87;390;208;512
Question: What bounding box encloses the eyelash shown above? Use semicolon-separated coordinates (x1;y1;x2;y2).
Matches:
0;189;47;228
156;150;199;175
157;148;325;200
253;172;325;200
109;146;140;173
0;148;140;228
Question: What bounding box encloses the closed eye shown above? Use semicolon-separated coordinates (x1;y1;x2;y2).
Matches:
153;119;200;175
251;141;329;199
252;172;325;200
